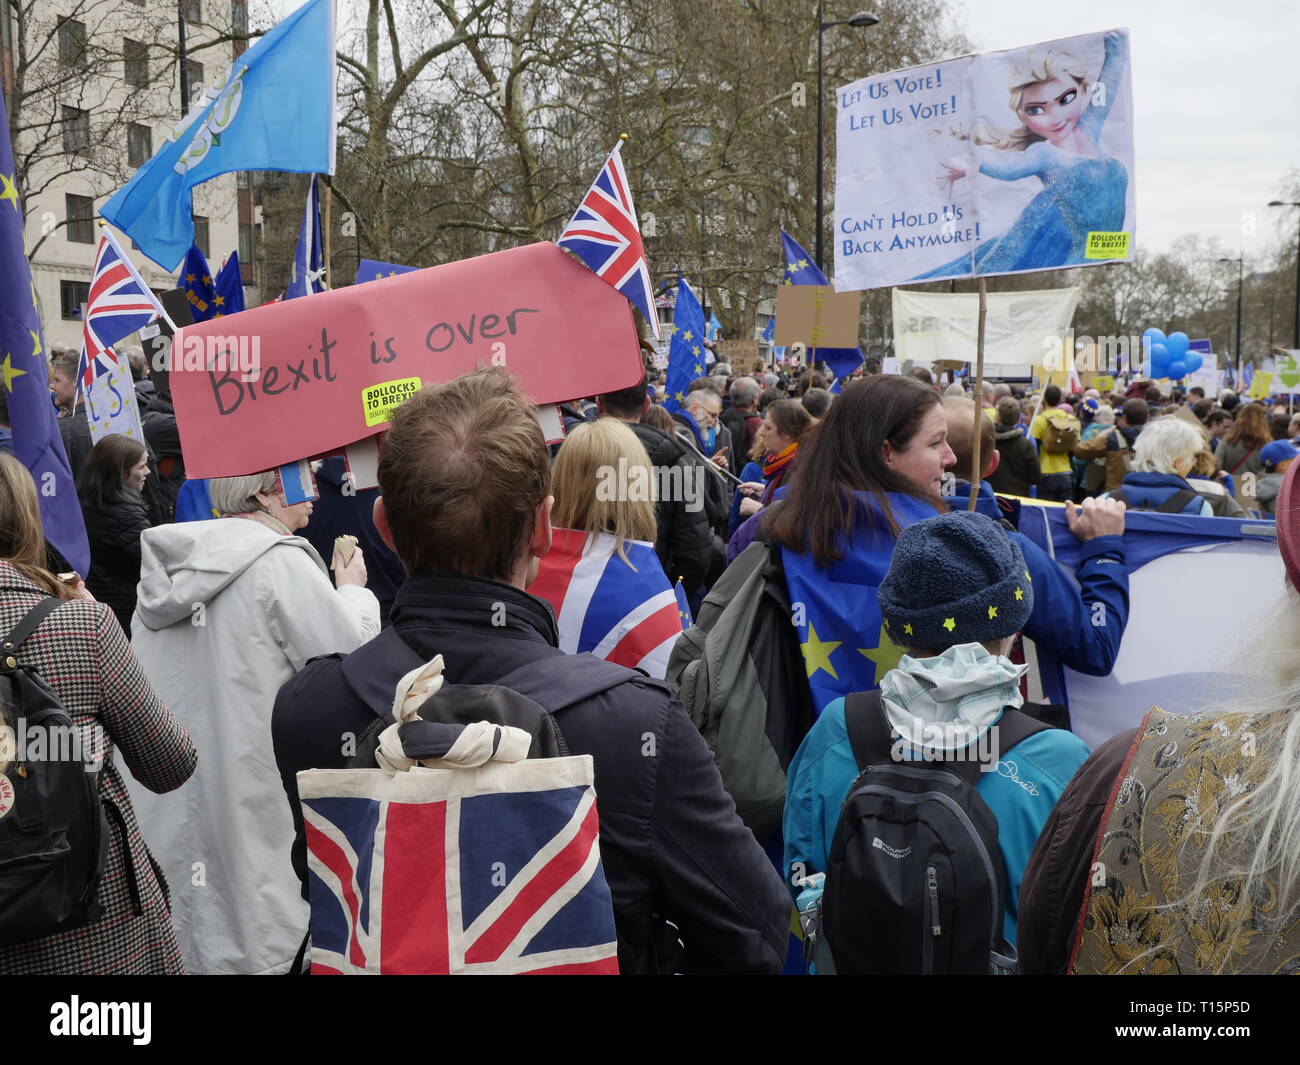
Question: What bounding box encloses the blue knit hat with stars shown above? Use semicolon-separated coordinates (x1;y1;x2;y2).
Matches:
877;511;1034;653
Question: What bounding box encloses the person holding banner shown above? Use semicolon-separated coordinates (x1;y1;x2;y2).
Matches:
127;472;380;975
1019;460;1300;975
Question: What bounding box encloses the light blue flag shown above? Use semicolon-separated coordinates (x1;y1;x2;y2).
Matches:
100;0;335;271
284;175;326;299
706;312;722;341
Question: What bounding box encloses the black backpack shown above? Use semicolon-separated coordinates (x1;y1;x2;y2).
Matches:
0;598;109;945
1111;487;1201;515
820;690;1051;975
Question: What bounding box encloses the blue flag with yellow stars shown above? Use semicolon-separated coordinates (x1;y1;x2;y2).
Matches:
180;244;217;322
781;491;942;714
0;87;90;574
661;278;706;415
779;229;863;380
212;252;245;317
355;258;417;284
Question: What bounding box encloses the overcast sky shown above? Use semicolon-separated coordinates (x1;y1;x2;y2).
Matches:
951;0;1300;261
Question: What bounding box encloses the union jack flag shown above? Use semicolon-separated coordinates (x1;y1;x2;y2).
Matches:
557;140;660;338
530;529;687;680
82;231;162;359
300;773;620;974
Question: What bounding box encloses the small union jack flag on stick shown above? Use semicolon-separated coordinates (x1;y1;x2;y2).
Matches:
556;136;660;339
75;225;172;398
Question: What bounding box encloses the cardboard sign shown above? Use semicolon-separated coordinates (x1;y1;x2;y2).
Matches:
169;242;642;478
1247;371;1274;400
86;361;145;446
774;284;862;349
716;339;760;364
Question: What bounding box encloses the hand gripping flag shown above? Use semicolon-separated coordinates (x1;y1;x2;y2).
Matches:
529;529;687;681
100;0;336;270
0;87;90;574
557;140;659;338
780;229;863;379
662;279;707;415
284;175;326;300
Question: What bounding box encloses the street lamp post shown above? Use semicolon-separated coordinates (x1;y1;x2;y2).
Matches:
1219;257;1245;366
815;7;879;273
1269;200;1300;349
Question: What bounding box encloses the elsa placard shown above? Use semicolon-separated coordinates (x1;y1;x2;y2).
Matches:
834;28;1135;292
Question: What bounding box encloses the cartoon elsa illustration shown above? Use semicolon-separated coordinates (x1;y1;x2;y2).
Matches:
913;30;1128;278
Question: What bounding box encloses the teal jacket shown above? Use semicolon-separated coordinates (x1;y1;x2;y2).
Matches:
783;696;1090;947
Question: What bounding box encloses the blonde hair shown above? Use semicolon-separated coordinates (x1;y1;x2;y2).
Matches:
959;47;1093;152
1131;417;1203;475
0;452;77;599
209;470;279;516
551;419;657;568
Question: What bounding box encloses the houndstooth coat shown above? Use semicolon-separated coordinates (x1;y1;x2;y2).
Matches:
0;562;196;974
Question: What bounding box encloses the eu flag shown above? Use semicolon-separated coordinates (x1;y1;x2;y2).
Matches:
661;279;706;415
0;86;90;574
355;258;417;284
284;175;325;300
213;252;245;317
781;491;941;714
180;244;216;322
779;229;863;380
100;0;335;270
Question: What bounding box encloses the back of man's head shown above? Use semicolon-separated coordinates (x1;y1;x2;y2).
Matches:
1043;384;1062;407
378;368;550;582
1144;385;1162;405
995;395;1021;427
993;382;1012;399
597;377;650;421
1122;397;1149;427
729;376;760;410
802;387;831;418
943;382;966;398
943;396;996;481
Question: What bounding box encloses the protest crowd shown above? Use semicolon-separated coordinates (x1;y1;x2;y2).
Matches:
3;1;1300;986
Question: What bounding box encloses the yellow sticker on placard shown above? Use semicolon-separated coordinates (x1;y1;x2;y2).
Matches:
1092;375;1115;392
1085;231;1130;260
362;377;421;426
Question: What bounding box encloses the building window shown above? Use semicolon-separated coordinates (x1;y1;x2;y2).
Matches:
193;215;210;258
239;222;255;279
58;19;87;68
127;123;152;168
185;59;205;104
65;195;94;243
124;38;149;88
182;0;202;24
61;280;90;320
61;106;91;155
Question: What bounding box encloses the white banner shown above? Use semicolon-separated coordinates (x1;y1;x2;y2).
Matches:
836;28;1135;291
891;286;1080;367
85;360;145;446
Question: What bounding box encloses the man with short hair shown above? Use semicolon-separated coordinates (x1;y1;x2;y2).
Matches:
1206;409;1233;453
721;376;762;457
47;346;95;481
988;395;1040;497
597;379;713;598
273;369;790;974
1074;397;1148;492
1029;385;1075;502
801;387;831;419
673;388;733;538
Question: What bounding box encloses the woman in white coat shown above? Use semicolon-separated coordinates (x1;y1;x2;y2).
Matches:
128;471;380;974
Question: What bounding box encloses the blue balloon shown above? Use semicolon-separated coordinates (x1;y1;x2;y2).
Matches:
1149;342;1169;375
1166;332;1190;359
1184;353;1203;375
1142;328;1167;350
1167;359;1187;380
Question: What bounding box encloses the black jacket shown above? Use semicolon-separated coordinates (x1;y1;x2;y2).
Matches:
141;392;185;510
988;426;1041;497
81;491;151;635
625;420;713;598
271;573;790;974
58;405;93;484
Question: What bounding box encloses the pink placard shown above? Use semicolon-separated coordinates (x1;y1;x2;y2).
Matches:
170;242;642;477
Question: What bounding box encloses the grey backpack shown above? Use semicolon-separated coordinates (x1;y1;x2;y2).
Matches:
666;540;815;839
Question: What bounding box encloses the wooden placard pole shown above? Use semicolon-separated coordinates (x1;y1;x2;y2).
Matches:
967;276;988;512
322;175;332;289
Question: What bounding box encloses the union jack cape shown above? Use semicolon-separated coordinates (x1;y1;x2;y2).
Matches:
298;755;620;974
556;140;660;338
530;529;688;680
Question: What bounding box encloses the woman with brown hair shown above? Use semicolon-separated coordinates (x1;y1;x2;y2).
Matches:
77;433;153;635
1216;401;1271;485
0;453;195;975
727;398;815;551
530;418;684;679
